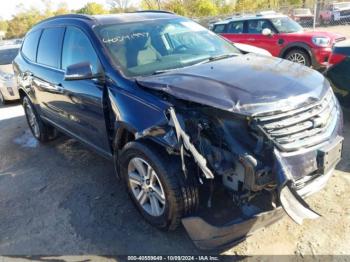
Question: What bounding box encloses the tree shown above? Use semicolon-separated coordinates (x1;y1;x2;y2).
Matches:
6;7;46;38
77;3;109;15
0;20;8;32
141;0;162;10
54;2;71;16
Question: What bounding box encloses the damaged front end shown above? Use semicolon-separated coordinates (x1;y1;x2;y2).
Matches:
135;57;343;250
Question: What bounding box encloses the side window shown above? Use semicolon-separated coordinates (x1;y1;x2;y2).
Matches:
247;20;275;34
22;30;42;62
37;27;65;68
227;21;244;34
62;27;99;74
213;24;226;33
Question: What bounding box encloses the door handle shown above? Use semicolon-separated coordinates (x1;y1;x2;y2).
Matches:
54;83;64;94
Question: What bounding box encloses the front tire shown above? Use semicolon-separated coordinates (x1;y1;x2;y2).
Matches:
23;96;57;142
120;140;199;230
285;49;311;67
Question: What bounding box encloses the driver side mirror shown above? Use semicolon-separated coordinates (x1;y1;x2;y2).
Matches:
64;62;96;81
262;28;273;37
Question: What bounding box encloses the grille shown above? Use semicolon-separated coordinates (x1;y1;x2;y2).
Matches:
254;89;338;152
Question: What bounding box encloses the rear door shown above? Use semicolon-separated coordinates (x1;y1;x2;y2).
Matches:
32;27;66;122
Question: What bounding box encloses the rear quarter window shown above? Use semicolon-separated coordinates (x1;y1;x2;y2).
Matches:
37;27;65;68
22;30;42;62
213;24;226;33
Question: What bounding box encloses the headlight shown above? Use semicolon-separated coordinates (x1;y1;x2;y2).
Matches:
0;73;14;81
312;37;331;47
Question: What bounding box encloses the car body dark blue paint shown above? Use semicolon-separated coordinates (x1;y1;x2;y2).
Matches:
13;13;343;250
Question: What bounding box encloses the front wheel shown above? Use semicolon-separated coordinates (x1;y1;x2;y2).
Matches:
120;141;199;230
285;49;311;67
23;96;57;142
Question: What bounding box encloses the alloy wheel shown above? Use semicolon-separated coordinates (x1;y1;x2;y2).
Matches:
25;103;40;138
287;52;306;65
128;157;166;217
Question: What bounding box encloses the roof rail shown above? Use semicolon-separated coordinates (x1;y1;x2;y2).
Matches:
132;10;175;14
37;14;95;24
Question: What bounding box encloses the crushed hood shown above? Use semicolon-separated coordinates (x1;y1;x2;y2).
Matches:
137;53;329;116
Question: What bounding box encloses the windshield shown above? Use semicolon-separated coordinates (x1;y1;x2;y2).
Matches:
270;17;303;33
334;2;350;9
0;48;19;65
95;18;240;77
294;9;312;15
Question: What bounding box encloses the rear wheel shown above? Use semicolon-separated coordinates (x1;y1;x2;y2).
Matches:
120;140;199;230
23;96;57;142
285;49;311;67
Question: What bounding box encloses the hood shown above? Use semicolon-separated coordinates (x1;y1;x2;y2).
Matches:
234;43;272;56
0;64;14;75
137;53;329;116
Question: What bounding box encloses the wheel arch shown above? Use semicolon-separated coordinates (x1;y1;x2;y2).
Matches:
279;42;313;61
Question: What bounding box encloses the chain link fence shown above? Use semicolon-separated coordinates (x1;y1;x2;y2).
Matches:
197;0;350;32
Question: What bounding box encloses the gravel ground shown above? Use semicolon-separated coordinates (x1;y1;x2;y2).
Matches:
0;102;349;258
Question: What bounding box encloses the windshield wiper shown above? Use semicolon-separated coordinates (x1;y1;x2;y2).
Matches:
207;53;237;62
152;68;180;75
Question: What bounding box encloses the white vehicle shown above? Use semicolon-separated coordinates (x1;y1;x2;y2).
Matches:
0;45;20;104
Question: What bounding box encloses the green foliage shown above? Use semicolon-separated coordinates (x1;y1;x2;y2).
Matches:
76;3;109;15
0;20;8;32
6;8;46;39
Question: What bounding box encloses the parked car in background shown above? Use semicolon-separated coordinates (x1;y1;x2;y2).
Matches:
14;13;343;250
290;8;314;27
326;40;350;107
212;13;346;69
319;2;350;24
0;44;20;104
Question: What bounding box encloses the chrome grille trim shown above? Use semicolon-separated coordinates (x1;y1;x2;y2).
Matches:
254;89;338;152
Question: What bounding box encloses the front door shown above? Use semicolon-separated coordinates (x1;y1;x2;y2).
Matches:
58;26;111;155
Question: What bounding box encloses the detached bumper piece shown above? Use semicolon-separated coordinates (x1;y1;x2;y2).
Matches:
182;207;284;250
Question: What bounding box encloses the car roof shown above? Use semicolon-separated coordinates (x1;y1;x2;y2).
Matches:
214;14;286;25
32;11;180;29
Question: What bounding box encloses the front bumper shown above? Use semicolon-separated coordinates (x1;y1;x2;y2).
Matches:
182;167;335;250
312;47;333;70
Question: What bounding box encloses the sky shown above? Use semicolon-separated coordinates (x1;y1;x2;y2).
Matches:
0;0;135;20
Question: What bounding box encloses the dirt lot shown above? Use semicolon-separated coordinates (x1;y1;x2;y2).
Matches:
0;102;349;258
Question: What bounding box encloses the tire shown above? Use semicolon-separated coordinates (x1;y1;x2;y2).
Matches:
285;49;311;67
23;96;57;142
120;140;199;230
0;91;6;105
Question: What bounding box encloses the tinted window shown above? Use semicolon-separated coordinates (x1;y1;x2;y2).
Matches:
213;24;226;33
62;27;99;74
37;27;65;68
0;48;19;65
247;20;275;34
22;30;41;61
227;21;244;34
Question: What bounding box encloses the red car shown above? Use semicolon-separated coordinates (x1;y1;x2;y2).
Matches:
213;14;346;69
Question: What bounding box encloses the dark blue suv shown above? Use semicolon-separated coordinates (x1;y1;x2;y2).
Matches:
13;12;343;249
